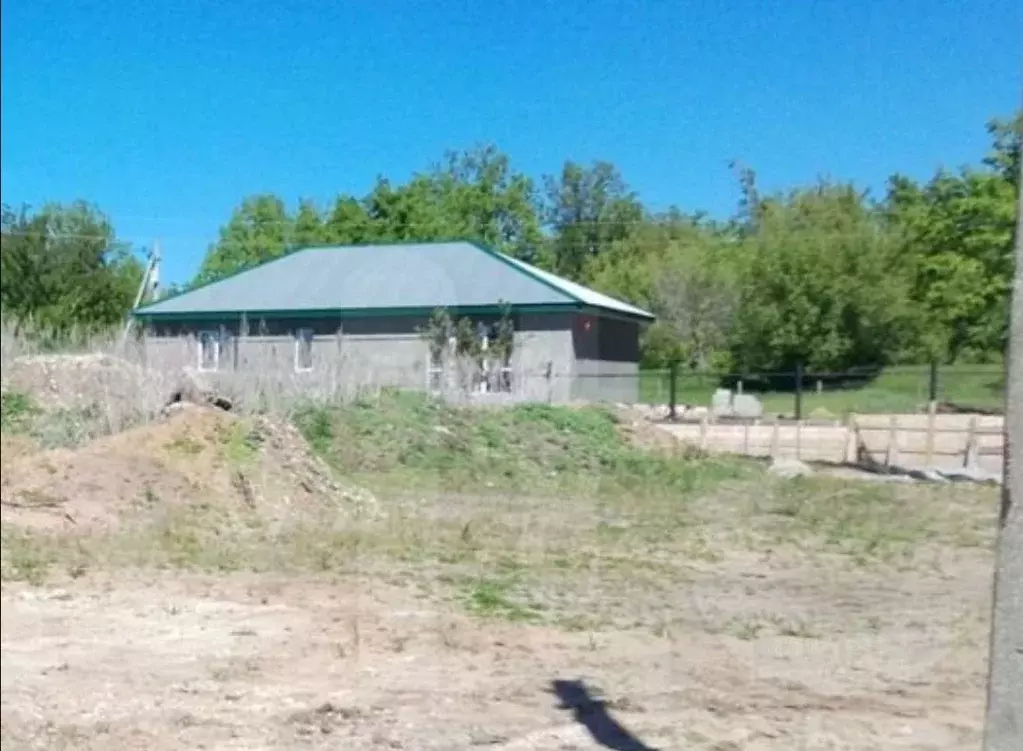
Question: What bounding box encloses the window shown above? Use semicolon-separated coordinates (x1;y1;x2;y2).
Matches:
197;330;220;372
294;328;314;372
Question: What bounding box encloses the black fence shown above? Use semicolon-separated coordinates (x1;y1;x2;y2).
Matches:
632;362;1005;418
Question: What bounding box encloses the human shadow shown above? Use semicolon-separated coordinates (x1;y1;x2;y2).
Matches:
549;679;659;751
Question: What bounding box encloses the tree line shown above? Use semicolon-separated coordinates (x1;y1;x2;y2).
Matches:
2;112;1018;370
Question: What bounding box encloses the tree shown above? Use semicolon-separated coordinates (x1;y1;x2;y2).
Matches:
325;195;375;244
195;194;294;285
0;201;142;335
586;212;739;368
293;199;326;247
543;161;644;279
887;112;1020;362
730;180;918;372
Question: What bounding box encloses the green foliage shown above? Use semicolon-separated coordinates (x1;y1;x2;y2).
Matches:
543;160;644;278
885;115;1019;362
194;194;294;285
1;202;143;335
730;180;919;371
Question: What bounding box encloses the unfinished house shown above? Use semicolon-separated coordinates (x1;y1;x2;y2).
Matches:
134;241;655;403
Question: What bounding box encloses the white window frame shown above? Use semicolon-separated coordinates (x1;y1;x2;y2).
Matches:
197;330;220;372
294;327;314;372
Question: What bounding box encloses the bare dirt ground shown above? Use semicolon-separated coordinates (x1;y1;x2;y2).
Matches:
2;545;992;750
1;405;998;750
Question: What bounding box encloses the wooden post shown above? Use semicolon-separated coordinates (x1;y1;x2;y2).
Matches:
925;402;937;466
795;419;803;460
885;415;899;467
743;419;750;455
699;416;709;451
964;416;978;468
845;413;858;464
668;361;678;420
770;418;780;458
795;362;804;420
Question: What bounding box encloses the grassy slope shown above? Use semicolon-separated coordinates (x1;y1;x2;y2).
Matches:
292;389;748;497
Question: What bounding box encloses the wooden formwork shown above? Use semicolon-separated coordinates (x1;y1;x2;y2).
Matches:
659;412;1004;474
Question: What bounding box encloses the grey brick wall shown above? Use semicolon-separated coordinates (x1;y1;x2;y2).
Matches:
142;310;643;404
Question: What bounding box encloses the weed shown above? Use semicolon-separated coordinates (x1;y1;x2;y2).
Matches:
165;435;204;456
220;421;262;466
1;528;56;584
0;390;39;432
463;577;542;622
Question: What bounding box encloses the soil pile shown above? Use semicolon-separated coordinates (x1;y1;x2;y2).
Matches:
1;404;375;532
2;353;169;425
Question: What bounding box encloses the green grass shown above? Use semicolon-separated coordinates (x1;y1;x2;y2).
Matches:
0;390;40;433
292;389;749;496
640;364;1004;416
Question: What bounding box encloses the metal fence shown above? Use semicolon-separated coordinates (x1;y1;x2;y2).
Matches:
628;363;1005;418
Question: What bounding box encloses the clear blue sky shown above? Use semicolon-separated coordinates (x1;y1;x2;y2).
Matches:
2;0;1020;284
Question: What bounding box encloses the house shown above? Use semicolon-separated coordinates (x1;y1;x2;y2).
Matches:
133;241;655;403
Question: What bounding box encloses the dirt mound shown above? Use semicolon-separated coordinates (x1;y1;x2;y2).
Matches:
612;406;693;454
0;405;375;532
2;353;170;424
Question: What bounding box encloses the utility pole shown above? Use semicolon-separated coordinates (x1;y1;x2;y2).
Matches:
982;131;1022;750
119;240;161;350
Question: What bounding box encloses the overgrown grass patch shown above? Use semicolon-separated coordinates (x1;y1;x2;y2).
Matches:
293;390;750;497
0;390;40;433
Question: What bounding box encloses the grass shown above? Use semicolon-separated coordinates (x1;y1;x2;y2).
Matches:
640;364;1005;416
291;389;749;496
1;390;45;436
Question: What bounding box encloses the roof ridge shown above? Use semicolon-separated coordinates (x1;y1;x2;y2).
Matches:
466;241;581;306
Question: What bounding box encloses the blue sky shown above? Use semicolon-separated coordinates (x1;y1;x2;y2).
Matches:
2;0;1020;283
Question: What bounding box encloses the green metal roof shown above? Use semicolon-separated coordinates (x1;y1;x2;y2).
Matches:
134;241;655;322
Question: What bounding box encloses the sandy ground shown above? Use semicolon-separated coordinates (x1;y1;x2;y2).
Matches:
1;550;991;751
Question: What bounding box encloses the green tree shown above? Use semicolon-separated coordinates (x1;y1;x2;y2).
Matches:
543;161;644;279
1;201;142;335
730;181;918;372
293;199;326;247
886;111;1019;361
195;194;294;285
586;212;739;367
325;195;375;244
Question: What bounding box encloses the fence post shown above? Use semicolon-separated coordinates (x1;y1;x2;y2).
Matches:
929;360;939;410
668;360;678;420
795;362;804;420
963;415;978;468
885;415;899;467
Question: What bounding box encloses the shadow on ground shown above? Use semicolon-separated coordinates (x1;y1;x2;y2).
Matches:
550;679;659;751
